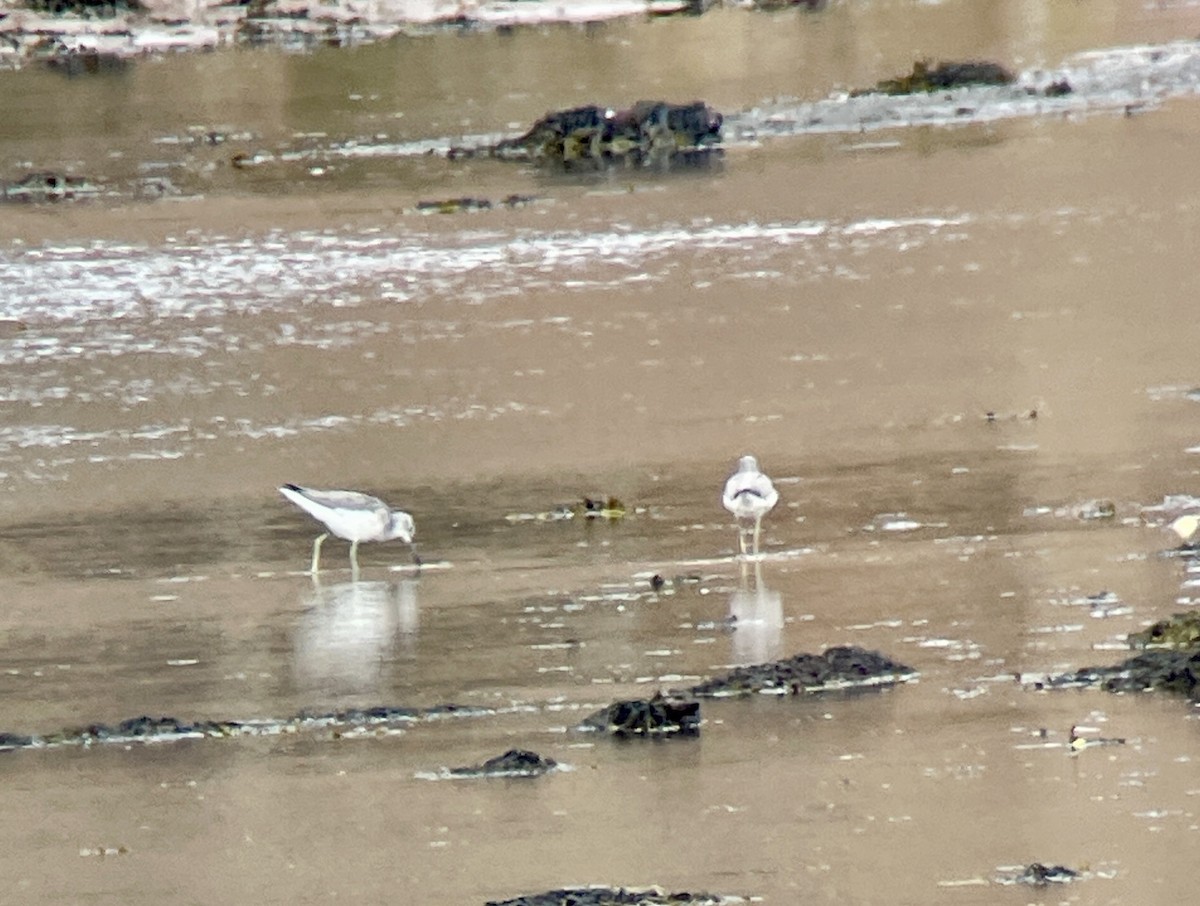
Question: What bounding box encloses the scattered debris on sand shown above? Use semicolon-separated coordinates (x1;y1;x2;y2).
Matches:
1068;725;1126;753
414;195;541;215
505;497;628;523
1;170;104;203
1023;498;1118;521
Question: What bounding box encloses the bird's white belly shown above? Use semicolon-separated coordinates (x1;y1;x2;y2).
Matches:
321;508;387;542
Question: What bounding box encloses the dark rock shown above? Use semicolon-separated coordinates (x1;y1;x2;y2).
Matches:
579;693;701;737
447;748;558;778
688;645;917;697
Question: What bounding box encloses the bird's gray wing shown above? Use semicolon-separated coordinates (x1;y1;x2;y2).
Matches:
288;486;388;513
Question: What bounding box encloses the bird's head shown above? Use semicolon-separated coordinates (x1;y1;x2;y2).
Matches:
385;511;415;544
737;454;760;473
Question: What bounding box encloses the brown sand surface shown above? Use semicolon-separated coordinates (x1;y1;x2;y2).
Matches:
2;5;1200;903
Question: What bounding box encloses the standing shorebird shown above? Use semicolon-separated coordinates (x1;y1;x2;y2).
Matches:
722;455;779;558
279;483;419;575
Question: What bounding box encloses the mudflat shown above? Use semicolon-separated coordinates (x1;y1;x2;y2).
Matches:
2;3;1200;903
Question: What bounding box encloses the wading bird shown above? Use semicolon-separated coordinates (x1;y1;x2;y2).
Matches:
279;484;419;575
721;455;779;558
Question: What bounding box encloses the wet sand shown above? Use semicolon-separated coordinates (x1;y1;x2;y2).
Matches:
4;3;1200;904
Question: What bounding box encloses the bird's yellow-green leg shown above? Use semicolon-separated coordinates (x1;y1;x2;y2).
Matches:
310;532;329;574
349;539;361;576
752;516;763;558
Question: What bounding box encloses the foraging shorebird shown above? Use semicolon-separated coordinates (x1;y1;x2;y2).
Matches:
721;455;779;558
279;484;419;575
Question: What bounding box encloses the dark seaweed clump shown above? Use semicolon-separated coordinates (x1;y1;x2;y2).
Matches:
2;646;916;752
578;646;916;738
451;101;723;170
688;645;916;697
579;694;701;737
447;749;558;778
21;0;141;13
1042;649;1200;700
1127;610;1200;650
415;195;539;215
0;703;492;752
486;887;741;906
852;60;1015;96
1000;863;1081;887
1036;611;1200;701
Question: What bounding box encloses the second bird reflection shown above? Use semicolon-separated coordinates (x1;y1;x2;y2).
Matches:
728;559;784;666
292;578;419;696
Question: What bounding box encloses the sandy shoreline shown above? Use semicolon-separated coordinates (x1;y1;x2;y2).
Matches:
0;0;702;65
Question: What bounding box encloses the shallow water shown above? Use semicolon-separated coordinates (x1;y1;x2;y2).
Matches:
3;1;1200;903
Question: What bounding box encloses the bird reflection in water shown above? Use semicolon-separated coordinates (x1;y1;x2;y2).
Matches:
292;578;419;696
728;558;784;665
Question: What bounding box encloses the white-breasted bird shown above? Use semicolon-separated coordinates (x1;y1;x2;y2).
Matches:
721;454;779;558
279;483;419;575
